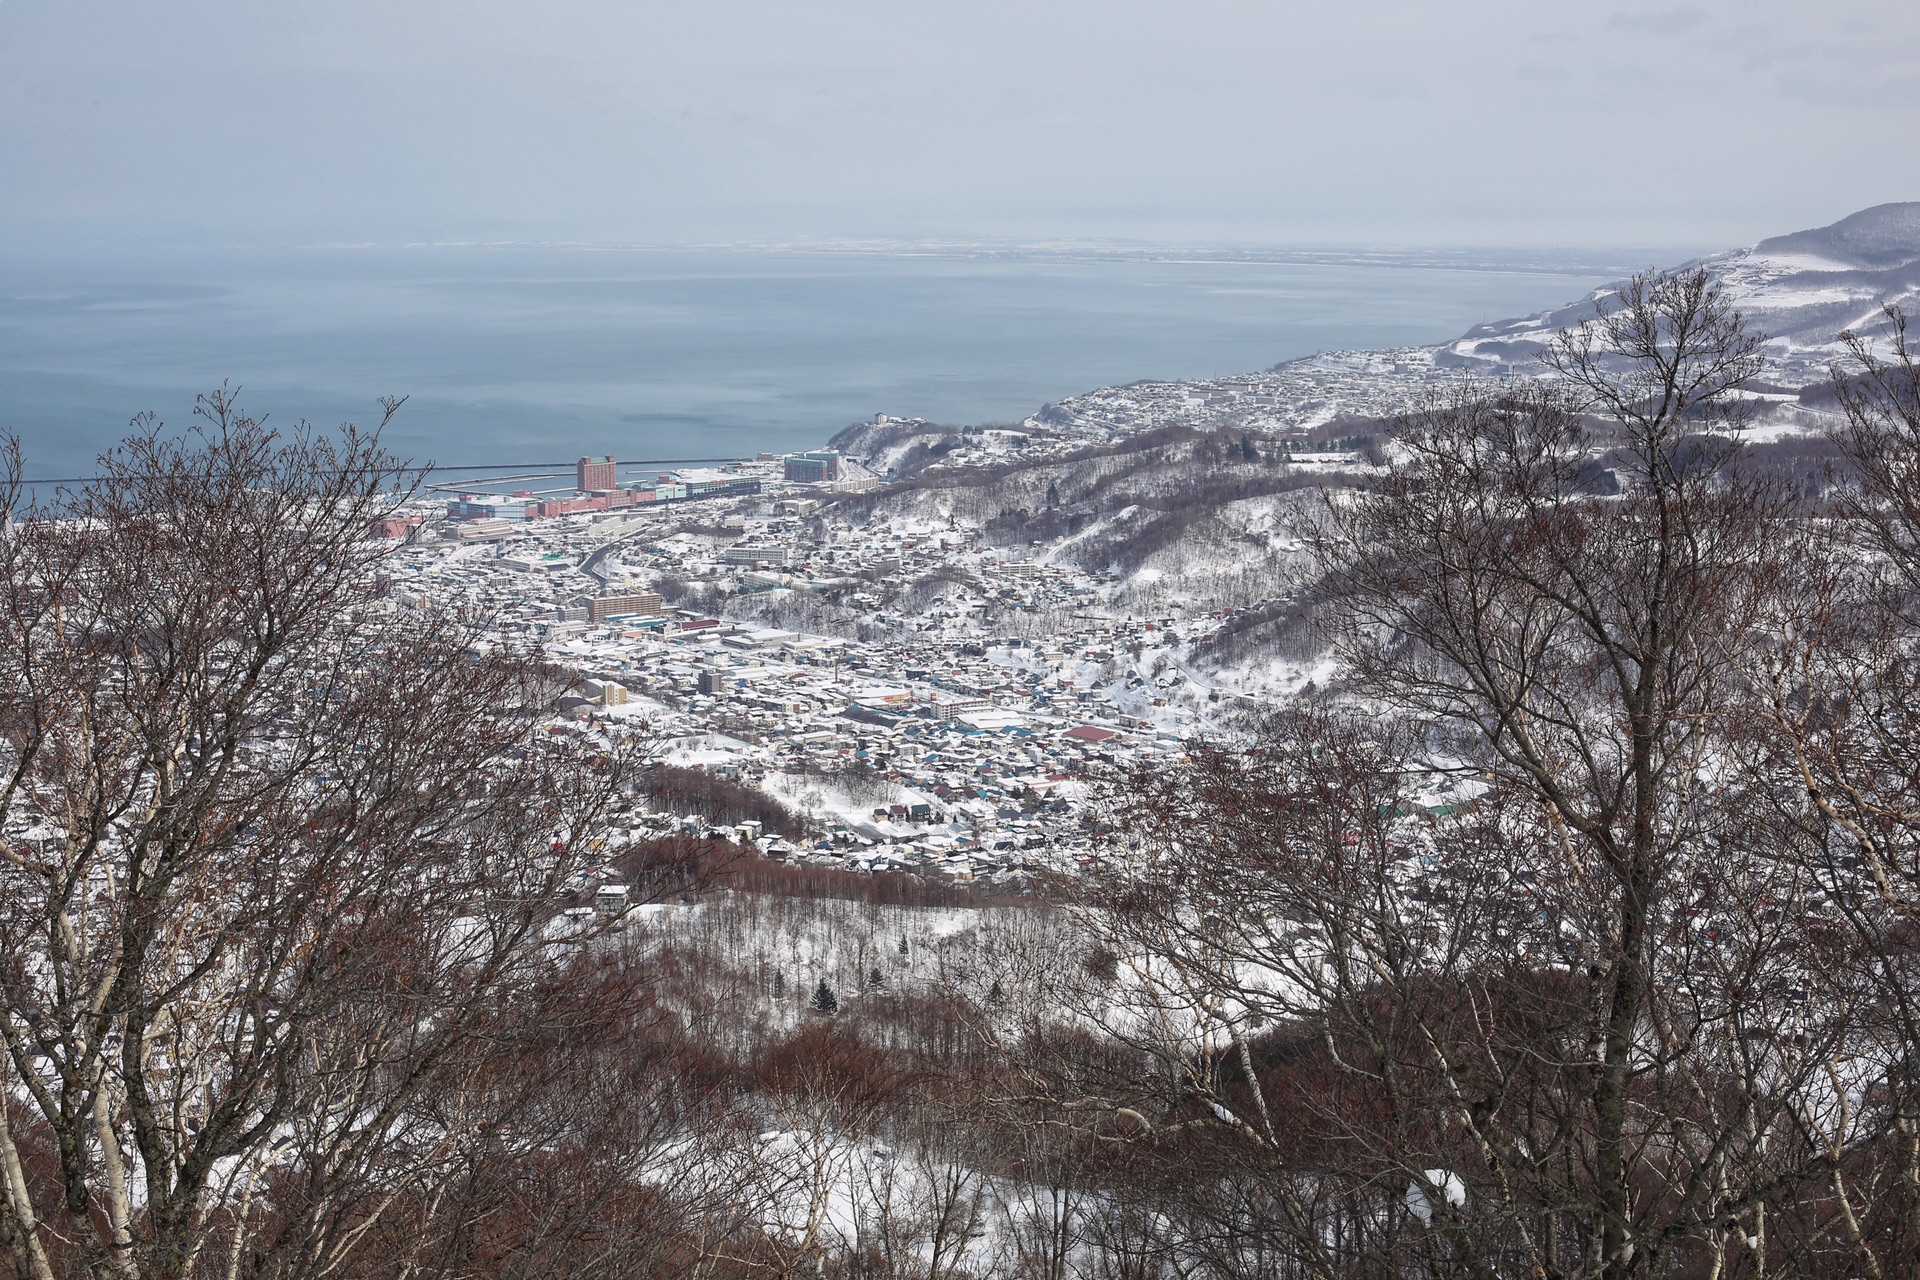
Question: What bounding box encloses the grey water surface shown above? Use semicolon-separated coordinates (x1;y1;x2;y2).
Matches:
0;247;1611;481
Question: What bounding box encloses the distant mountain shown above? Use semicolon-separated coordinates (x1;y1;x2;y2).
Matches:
1439;202;1920;384
1754;202;1920;269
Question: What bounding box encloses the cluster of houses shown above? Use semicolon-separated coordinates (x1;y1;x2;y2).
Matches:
370;475;1282;884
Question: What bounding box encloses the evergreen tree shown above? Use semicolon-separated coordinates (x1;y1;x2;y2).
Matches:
810;979;838;1014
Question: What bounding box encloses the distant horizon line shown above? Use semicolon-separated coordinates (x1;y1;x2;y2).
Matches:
0;234;1702;279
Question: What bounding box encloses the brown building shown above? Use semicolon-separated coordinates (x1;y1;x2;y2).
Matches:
576;455;618;493
588;591;665;622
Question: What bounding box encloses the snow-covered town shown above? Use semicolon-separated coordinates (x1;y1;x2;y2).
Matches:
14;0;1920;1263
375;213;1896;894
373;448;1329;888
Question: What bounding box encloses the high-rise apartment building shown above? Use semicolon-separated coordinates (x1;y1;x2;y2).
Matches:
783;451;841;483
576;456;618;492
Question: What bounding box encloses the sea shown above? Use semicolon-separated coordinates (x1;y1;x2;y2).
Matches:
0;246;1622;484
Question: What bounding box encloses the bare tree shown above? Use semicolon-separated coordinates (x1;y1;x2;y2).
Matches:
1095;702;1861;1278
1752;305;1920;1272
1774;304;1920;915
1295;268;1839;1276
748;1022;902;1278
835;1102;989;1280
0;394;652;1279
1034;270;1871;1278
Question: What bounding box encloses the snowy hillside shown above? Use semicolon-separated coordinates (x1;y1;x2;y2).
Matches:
827;206;1918;485
806;209;1920;705
1441;202;1920;385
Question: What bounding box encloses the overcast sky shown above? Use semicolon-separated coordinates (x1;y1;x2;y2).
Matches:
3;0;1914;254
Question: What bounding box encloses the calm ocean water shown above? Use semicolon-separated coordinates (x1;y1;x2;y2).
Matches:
0;247;1611;481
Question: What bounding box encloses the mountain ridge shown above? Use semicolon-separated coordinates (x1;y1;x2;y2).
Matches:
1753;201;1920;269
1441;202;1920;384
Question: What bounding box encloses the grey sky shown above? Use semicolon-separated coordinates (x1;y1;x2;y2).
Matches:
3;0;1915;252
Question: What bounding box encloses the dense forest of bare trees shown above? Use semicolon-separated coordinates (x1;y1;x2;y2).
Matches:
8;275;1920;1278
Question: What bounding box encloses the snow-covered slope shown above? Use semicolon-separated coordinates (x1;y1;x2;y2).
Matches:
1753;202;1920;269
1441;202;1920;385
